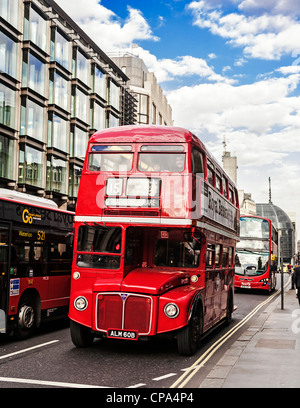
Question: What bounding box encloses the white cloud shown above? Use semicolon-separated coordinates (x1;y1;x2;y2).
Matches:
55;1;159;51
187;1;300;60
167;74;300;169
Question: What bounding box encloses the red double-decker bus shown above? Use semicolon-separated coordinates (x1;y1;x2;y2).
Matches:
234;215;278;292
69;125;240;355
0;189;74;339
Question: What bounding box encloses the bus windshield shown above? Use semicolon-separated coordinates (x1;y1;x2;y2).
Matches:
154;238;200;268
76;225;122;269
235;250;269;276
240;217;270;239
88;146;133;172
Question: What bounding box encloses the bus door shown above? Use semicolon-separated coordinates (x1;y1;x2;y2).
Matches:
0;223;10;333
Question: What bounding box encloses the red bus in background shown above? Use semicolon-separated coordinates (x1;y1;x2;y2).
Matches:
0;189;74;339
234;215;278;292
69;125;240;356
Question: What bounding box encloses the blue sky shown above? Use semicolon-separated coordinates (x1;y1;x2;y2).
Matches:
57;0;300;239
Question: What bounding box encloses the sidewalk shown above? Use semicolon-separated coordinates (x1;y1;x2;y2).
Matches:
200;286;300;388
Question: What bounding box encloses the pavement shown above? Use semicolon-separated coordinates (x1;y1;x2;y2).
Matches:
199;282;300;388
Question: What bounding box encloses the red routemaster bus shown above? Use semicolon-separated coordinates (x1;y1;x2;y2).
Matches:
0;189;74;339
69;125;240;355
234;215;278;292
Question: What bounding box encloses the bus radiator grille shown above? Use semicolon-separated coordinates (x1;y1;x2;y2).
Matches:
96;293;152;335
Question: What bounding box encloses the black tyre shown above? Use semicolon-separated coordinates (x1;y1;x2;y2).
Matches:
70;320;94;347
15;295;36;340
177;308;203;356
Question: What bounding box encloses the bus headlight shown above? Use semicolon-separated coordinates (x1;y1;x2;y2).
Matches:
74;296;88;311
164;303;179;319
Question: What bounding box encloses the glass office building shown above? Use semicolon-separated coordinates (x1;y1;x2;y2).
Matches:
256;203;295;264
0;0;137;210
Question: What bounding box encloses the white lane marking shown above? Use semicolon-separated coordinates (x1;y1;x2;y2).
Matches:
127;383;146;388
0;377;109;388
0;340;59;360
153;373;177;381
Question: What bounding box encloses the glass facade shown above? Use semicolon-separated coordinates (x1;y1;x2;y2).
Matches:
18;145;43;188
49;71;70;112
71;86;89;124
0;30;17;78
22;51;46;96
0;0;136;208
51;30;71;71
47;157;67;194
20;98;44;142
0;135;14;179
24;5;47;52
0;0;19;28
48;113;68;152
0;83;15;129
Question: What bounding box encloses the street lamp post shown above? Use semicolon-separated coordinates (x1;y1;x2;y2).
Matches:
278;230;286;310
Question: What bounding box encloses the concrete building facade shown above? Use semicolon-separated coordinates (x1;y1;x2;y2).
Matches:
111;52;173;126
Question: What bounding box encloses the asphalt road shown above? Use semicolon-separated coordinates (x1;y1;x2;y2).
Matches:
0;274;287;389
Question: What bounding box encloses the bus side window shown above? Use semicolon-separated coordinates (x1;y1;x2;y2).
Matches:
206;244;215;268
222;247;229;267
228;247;233;266
207;166;214;186
222;177;228;198
215;244;221;267
229;187;234;204
216;174;222;193
191;149;204;175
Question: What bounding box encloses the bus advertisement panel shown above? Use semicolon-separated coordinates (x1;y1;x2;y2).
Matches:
234;215;278;292
69;126;240;356
0;189;74;339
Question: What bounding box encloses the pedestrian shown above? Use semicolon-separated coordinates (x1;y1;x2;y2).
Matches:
293;264;300;305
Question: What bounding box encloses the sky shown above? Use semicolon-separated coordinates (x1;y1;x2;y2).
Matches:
56;0;300;240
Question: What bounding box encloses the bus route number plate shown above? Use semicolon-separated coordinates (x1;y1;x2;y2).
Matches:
107;329;138;340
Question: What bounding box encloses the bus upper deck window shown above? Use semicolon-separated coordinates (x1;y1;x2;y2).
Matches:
88;145;133;172
139;145;185;172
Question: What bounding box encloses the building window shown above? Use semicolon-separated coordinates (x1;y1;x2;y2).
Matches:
92;65;106;100
24;5;47;52
47;157;67;194
19;145;43;188
49;71;70;112
48;112;68;152
0;83;15;129
69;163;82;198
152;103;156;125
71;86;89;124
107;112;119;128
108;80;120;111
91;100;105;131
20;97;44;142
70;126;88;158
0;0;19;28
0;135;14;179
22;51;46;96
73;48;89;85
50;30;71;72
0;30;17;79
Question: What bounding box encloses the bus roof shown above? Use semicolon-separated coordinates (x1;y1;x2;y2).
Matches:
0;188;59;210
90;125;205;148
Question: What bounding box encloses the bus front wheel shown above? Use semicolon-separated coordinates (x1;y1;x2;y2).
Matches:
70;320;94;347
177;308;203;356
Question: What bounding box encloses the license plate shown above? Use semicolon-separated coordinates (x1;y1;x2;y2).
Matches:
241;283;251;288
107;329;138;340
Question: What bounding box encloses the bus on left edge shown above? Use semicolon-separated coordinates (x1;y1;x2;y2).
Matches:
0;189;74;339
